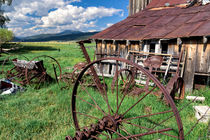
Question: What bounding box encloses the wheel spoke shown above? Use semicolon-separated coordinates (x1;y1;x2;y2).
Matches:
91;135;103;140
79;81;107;116
75;95;106;116
123;121;177;138
115;128;173;140
122;86;157;116
105;127;129;140
74;111;100;120
116;60;119;114
124;110;172;121
120;125;138;140
53;64;59;85
101;70;112;115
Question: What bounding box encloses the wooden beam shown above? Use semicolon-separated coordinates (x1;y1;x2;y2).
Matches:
184;40;197;92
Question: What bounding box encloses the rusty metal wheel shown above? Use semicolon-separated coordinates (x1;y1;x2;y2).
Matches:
68;57;184;140
25;55;62;88
111;68;136;95
1;54;29;85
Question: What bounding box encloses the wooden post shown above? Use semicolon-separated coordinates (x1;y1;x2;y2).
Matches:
184;40;197;92
155;40;161;53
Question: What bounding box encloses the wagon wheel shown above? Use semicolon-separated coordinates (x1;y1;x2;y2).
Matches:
25;55;62;88
1;54;29;85
67;57;184;140
111;68;136;94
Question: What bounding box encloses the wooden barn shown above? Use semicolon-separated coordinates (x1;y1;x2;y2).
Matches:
90;0;210;92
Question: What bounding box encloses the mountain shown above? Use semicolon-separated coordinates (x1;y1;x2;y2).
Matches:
13;30;99;42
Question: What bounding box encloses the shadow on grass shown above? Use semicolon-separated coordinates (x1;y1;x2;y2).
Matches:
2;43;58;54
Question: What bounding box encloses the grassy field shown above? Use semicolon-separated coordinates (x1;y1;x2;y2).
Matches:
0;42;209;140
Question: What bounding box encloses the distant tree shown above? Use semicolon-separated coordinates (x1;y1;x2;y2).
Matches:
0;0;12;28
0;28;13;53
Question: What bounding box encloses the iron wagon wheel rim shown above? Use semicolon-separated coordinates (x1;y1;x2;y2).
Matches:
25;55;62;87
72;57;184;140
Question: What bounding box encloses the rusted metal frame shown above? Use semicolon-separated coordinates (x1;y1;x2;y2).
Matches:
166;49;185;99
71;57;184;139
164;55;172;80
25;55;62;86
77;41;105;94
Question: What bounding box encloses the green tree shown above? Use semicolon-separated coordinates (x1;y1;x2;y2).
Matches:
0;0;12;28
0;28;13;53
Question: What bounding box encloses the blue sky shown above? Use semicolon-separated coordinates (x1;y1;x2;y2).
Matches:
4;0;129;37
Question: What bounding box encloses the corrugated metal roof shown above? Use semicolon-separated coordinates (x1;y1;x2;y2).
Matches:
91;4;210;40
147;0;188;9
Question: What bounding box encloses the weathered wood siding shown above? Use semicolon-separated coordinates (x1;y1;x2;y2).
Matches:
129;0;152;16
183;40;197;91
96;38;210;91
195;40;210;74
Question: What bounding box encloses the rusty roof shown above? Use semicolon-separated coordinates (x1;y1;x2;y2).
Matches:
91;4;210;40
147;0;189;9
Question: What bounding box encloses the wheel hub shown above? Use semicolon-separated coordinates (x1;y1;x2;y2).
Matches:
66;115;124;140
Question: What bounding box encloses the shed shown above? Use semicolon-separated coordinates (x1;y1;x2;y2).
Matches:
90;0;210;92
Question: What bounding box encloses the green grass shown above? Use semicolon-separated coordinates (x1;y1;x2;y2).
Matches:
0;42;209;140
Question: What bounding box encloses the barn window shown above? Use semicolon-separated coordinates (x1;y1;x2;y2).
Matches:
161;43;168;54
149;43;156;53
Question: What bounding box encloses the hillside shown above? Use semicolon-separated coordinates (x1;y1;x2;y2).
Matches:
14;30;99;42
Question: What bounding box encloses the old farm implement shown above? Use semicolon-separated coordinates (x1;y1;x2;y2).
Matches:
64;40;203;140
1;55;62;87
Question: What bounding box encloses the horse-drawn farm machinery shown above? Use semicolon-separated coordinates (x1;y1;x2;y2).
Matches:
64;40;205;140
1;54;62;88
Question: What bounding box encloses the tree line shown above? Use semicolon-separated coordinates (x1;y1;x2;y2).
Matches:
0;0;14;53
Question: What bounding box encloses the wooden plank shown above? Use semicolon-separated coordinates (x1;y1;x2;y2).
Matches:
134;43;140;51
143;44;149;52
168;44;174;55
155;41;161;53
184;40;197;92
129;0;133;16
96;41;102;60
195;41;209;73
174;44;179;55
101;40;108;74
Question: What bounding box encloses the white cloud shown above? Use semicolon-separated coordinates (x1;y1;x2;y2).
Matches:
41;5;122;28
5;0;123;37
